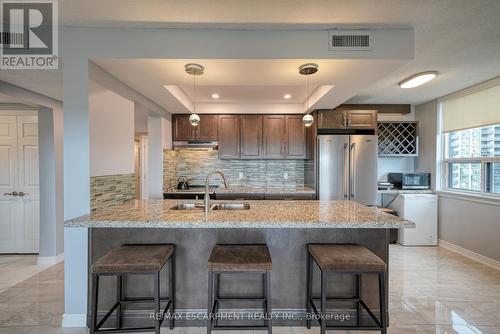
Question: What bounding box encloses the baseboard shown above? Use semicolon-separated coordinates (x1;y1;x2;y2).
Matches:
62;313;87;327
37;252;64;265
439;239;500;271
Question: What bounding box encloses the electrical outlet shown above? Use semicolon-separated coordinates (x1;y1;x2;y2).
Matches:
284;172;288;180
239;172;244;179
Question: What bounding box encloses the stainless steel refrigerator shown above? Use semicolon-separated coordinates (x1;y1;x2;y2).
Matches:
318;134;378;205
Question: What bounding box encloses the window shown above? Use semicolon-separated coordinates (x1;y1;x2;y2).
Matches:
444;124;500;194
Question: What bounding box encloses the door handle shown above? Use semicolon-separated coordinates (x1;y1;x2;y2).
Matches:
343;143;348;199
3;191;18;196
18;191;28;197
350;142;356;198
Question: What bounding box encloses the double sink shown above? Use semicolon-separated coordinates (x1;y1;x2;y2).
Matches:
171;203;250;211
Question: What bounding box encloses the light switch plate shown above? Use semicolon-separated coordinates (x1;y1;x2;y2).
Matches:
239;172;244;179
284;172;288;180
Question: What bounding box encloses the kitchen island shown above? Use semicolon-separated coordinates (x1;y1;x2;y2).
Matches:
64;200;414;328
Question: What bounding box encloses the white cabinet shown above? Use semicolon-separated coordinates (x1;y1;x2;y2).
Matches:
389;194;438;246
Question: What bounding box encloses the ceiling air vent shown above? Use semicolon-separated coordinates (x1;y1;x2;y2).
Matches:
328;31;372;51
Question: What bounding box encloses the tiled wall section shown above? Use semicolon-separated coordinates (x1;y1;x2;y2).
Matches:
90;173;136;211
163;150;178;190
163;149;312;188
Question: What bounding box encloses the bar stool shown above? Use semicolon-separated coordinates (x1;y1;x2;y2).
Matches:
90;244;176;334
306;244;387;334
207;244;272;334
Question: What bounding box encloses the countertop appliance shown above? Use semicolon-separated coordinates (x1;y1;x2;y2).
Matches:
388;172;431;190
318;134;378;206
388;194;438;246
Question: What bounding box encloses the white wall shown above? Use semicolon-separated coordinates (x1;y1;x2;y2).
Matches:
89;82;135;176
415;100;438;189
162;115;172;149
439;196;500;261
147;116;164;199
415;98;500;262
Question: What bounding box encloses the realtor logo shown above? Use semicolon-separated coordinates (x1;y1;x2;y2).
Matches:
1;0;58;69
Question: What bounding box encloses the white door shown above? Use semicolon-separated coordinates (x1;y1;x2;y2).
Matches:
0;115;39;253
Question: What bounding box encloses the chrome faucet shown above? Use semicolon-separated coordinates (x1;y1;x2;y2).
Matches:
205;171;228;214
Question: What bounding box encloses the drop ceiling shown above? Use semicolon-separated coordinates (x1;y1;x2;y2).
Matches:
93;58;407;113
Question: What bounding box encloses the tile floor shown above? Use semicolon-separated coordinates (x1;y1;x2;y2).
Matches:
0;245;499;333
0;255;52;293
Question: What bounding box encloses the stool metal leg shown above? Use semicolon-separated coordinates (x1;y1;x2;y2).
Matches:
266;271;272;334
320;270;326;334
116;275;122;329
306;251;312;329
90;273;99;334
379;272;387;334
207;271;213;334
355;274;361;326
154;272;160;334
214;273;220;328
170;254;175;329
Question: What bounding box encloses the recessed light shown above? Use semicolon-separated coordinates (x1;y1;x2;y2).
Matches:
284;94;292;99
399;71;438;89
211;93;219;99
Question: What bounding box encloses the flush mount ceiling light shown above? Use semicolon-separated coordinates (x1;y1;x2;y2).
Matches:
185;63;204;126
283;94;292;99
399;71;438;89
211;93;219;99
299;63;319;127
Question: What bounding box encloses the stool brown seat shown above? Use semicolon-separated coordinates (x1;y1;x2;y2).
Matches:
207;244;272;334
306;244;387;334
90;244;176;334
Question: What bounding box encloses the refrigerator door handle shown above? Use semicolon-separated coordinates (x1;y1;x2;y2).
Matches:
350;142;356;198
343;143;349;198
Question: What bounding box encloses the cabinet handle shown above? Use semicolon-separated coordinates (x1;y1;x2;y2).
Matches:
347;117;351;127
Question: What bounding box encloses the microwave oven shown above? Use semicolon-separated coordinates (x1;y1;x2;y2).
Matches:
388;173;431;190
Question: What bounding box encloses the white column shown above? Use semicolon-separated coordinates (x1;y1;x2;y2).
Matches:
147;115;164;199
62;57;90;327
37;106;64;263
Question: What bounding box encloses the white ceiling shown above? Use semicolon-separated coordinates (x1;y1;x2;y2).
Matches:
93;58;406;113
1;1;499;106
179;86;315;104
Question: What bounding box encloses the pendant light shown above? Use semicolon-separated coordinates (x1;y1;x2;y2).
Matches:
185;63;204;126
299;63;318;127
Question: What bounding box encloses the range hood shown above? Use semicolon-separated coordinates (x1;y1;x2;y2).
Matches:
173;141;218;150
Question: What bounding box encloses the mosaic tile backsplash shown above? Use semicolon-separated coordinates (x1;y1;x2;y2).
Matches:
90;173;136;211
163;149;312;189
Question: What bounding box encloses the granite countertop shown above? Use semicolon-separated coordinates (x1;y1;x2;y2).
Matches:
65;199;415;229
164;186;316;195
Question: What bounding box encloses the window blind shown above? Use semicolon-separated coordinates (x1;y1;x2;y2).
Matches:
442;83;500;133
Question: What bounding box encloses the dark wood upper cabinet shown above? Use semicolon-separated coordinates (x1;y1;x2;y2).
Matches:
172;114;218;141
175;113;308;160
263;115;285;159
172;114;195;141
317;109;346;129
317;109;377;130
217;115;240;159
284;115;307;159
346;110;377;129
197;115;218;140
240;115;263;159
